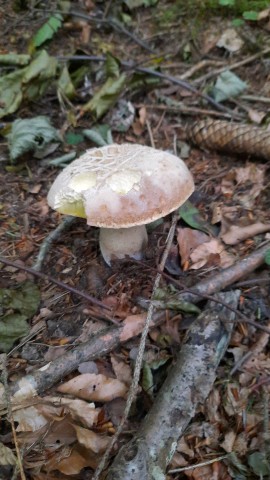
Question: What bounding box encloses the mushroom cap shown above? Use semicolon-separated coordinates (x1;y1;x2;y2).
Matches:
47;144;194;228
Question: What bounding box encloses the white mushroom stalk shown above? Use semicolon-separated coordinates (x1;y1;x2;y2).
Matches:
47;144;194;265
99;226;148;265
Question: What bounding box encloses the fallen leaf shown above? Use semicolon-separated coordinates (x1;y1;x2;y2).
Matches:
0;442;17;466
190;238;235;269
57;373;128;402
221;222;270;245
45;397;100;429
74;425;109;453
111;354;132;386
177;227;210;266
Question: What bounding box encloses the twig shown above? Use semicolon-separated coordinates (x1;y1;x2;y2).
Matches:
146;119;155;148
169;454;230;473
179;59;226;80
34;8;155;53
57;55;244;119
193;46;270;85
141;104;234;120
106;290;240;479
32;216;76;271
92;213;179;480
0;257;111;311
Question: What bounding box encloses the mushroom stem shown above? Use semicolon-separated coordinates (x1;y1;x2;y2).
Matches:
99;225;148;266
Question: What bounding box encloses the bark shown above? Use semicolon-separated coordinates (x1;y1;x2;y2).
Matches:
107;290;240;480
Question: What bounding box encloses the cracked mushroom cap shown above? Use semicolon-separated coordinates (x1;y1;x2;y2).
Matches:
47;144;194;227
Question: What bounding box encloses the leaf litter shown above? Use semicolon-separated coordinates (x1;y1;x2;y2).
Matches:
0;1;270;479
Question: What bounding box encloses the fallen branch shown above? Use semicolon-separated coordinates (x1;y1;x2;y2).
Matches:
175;242;270;305
4;311;165;402
106;290;240;480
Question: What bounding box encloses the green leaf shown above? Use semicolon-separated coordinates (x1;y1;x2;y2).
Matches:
248;452;270;476
58;65;75;98
83;74;127;118
142;363;154;398
83;124;113;146
219;0;234;5
31;14;63;49
7;116;62;162
153;288;201;314
0;281;40;352
231;18;245;27
125;0;158;7
23;49;58;83
265;249;270;265
0;54;30;66
0;314;29;352
243;11;258;21
178;200;217;236
65;132;84;145
211;70;247;103
105;53;120;78
0;68;25;118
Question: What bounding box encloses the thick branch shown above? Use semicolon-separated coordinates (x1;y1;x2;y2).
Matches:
107;290;240;480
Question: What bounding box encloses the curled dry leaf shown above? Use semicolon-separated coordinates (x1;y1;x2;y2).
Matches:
177;227;209;266
74;425;109;453
190;238;235;269
221;222;270;245
57;373;128;402
111;354;132;386
45;396;100;429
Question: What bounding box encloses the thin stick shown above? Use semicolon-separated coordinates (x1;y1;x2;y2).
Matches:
194;46;270;84
92;213;179;480
0;257;111;311
32;216;76;271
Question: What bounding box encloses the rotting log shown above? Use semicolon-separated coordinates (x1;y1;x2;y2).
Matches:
106;290;240;480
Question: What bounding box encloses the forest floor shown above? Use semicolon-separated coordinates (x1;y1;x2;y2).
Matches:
0;1;270;479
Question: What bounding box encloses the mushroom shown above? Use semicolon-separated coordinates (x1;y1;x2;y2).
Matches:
47;144;194;265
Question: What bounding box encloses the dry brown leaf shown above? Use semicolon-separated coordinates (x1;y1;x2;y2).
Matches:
190;238;235;269
13;406;48;432
57;373;128;402
248;109;266;124
74;425;109;453
221;222;270;245
47;445;98;474
45;396;100;429
111;354;132;386
220;430;236;452
177;227;209;266
0;442;17;466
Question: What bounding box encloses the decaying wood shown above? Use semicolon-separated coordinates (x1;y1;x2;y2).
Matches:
186;119;270;160
107;290;240;480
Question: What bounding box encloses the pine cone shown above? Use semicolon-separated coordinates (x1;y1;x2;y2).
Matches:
186;119;270;160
